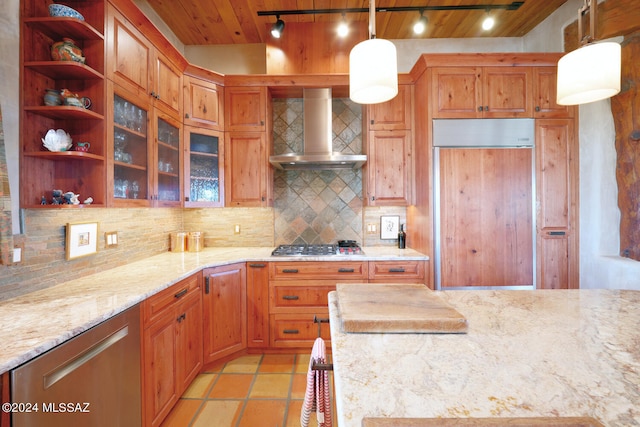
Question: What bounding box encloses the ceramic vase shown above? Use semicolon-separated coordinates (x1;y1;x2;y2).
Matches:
50;38;85;64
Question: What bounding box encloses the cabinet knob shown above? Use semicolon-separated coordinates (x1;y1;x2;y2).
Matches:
260;120;264;126
370;119;375;125
478;106;483;112
185;113;190;118
535;106;541;112
484;105;489;111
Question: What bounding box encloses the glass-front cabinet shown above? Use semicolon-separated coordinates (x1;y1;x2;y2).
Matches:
155;115;181;206
184;126;223;207
111;91;149;206
109;86;182;207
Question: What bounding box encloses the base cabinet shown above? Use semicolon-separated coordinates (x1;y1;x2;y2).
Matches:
141;274;202;427
202;263;247;363
247;262;270;348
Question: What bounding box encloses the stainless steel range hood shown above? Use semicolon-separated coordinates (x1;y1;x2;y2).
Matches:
269;88;367;170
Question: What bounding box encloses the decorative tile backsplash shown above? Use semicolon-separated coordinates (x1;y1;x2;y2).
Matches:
272;98;364;245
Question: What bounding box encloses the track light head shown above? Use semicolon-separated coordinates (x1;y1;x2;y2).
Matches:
413;11;428;35
482;13;495;31
271;16;285;38
337;14;349;37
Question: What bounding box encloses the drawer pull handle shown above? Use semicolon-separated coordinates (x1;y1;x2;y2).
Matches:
283;329;299;334
176;313;186;323
174;288;188;299
249;263;266;268
338;268;355;273
548;231;566;236
388;268;406;273
282;295;299;300
282;269;299;273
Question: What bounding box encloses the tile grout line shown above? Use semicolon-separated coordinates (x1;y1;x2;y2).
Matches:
187;361;229;427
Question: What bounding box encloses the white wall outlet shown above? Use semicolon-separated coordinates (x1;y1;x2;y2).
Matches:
12;247;22;263
105;231;118;248
366;223;377;234
234;224;241;234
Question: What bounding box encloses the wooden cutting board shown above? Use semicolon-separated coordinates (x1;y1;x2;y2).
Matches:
335;283;468;333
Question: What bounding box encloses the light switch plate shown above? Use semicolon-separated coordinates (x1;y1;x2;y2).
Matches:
105;231;118;248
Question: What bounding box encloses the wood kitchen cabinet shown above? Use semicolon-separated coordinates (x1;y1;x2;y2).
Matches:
20;0;107;208
224;131;271;207
533;67;575;119
268;262;367;348
246;262;270;348
184;74;224;130
141;274;202;427
224;86;267;131
365;84;414;206
202;263;247;363
367;84;413;130
184;126;223;206
108;83;182;207
536;119;579;289
365;130;413;206
106;4;182;119
368;260;427;284
431;66;533;118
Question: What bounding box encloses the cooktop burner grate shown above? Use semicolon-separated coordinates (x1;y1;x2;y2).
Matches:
271;243;364;256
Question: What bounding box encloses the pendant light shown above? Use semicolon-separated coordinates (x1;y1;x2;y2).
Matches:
556;0;621;105
349;0;398;104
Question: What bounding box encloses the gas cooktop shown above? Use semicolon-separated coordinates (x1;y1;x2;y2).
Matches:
271;241;364;256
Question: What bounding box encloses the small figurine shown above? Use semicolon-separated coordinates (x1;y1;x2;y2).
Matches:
40;196;47;205
52;189;64;205
83;197;93;205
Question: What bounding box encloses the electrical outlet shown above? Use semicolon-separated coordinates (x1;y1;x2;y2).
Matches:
234;224;241;234
105;231;118;248
12;247;22;263
366;223;377;234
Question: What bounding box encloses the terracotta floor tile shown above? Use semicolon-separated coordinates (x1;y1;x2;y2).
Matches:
159;399;202;427
208;374;254;399
181;373;216;398
259;353;296;373
222;354;262;373
191;400;242;427
295;353;311;373
285;400;304;427
202;359;227;373
249;373;292;398
291;373;308;399
237;399;287;427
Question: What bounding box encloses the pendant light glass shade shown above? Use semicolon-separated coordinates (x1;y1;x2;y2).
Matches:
349;38;398;104
557;42;621;105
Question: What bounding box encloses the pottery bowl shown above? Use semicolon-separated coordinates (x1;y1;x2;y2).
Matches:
42;129;73;152
48;4;85;20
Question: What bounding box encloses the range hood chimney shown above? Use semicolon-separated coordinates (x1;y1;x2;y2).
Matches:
269;88;367;170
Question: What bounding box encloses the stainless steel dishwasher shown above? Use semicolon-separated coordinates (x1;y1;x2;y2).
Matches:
11;304;141;426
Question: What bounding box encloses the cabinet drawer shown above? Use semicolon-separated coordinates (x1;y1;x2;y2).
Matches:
270;314;331;348
142;274;201;325
270;282;335;312
368;261;425;281
270;261;368;280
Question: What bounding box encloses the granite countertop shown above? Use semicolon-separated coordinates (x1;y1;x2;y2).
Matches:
328;289;640;427
0;246;427;374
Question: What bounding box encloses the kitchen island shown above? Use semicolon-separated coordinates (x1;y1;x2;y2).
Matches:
328;289;640;426
0;246;426;374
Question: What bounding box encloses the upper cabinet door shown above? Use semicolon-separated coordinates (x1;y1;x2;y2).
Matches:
107;5;151;96
482;66;533;118
368;84;413;130
225;87;267;131
151;51;183;118
431;66;532;118
432;67;482;118
533;67;575;119
183;75;224;130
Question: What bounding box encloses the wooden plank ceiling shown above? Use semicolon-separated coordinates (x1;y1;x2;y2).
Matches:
145;0;570;45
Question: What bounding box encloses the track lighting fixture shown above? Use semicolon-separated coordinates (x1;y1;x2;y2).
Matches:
271;15;285;38
337;14;349;37
413;11;428;35
481;12;495;31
